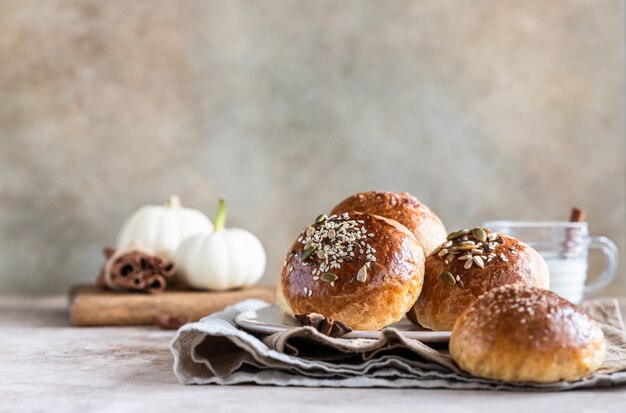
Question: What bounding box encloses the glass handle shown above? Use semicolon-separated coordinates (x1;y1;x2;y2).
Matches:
585;236;618;294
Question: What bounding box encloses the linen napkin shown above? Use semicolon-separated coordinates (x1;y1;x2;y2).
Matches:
171;298;626;390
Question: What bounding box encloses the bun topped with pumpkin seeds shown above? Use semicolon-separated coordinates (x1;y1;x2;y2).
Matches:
329;191;447;255
407;227;549;331
280;211;425;331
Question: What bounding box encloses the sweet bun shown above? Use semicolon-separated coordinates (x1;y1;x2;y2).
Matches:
450;285;606;383
408;228;549;331
329;191;447;255
280;211;425;330
275;283;295;318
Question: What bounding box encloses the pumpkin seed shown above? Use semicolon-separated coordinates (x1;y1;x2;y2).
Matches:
300;246;315;261
441;271;456;286
320;272;338;283
447;229;468;240
315;214;328;223
472;228;487;242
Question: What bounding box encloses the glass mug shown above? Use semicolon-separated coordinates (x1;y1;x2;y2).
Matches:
482;221;618;304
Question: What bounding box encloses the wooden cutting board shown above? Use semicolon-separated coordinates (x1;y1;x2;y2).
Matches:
68;284;276;326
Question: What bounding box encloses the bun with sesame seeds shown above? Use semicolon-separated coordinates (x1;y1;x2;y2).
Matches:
450;285;605;383
329;191;447;255
279;211;425;331
407;228;550;331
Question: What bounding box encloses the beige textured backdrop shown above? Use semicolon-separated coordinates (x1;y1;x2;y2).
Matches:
0;0;624;295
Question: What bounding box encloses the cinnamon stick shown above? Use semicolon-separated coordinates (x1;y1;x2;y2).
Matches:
562;207;586;258
569;207;586;223
295;313;353;338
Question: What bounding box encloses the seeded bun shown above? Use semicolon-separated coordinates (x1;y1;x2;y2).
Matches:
280;211;425;330
329;191;447;255
407;228;550;331
450;285;605;383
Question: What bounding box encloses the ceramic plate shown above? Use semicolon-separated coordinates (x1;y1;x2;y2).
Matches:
235;305;451;342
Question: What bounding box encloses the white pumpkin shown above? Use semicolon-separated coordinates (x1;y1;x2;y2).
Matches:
175;198;266;290
116;195;213;258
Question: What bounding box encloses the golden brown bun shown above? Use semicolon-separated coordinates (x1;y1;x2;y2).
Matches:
275;283;294;318
450;285;606;383
329;191;447;255
408;228;549;331
280;211;425;330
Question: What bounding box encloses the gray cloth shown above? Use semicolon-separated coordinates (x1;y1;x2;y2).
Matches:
171;298;626;390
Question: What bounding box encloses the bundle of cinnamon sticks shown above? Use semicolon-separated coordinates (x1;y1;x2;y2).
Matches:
97;243;175;294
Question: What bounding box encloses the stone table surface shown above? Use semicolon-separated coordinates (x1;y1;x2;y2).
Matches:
1;296;626;413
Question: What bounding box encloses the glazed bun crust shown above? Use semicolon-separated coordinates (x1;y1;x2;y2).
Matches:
409;230;549;331
450;285;606;383
280;212;425;331
329;191;447;255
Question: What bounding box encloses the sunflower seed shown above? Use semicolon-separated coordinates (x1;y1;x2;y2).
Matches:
327;229;336;239
464;259;473;270
488;232;498;241
471;248;484;255
306;226;315;237
472;228;487;242
510;248;518;255
437;248;449;258
441;271;456;285
473;255;484;269
459;245;477;251
300;246;315;261
458;254;471;261
444;240;453;248
356;265;368;282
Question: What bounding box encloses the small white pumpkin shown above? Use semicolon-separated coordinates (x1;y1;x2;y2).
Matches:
116;195;213;258
176;198;266;290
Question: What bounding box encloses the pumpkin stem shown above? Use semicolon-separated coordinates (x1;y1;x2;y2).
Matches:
213;197;227;231
164;195;182;208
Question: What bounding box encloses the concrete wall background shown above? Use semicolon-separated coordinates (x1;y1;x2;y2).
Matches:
1;0;624;296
